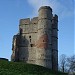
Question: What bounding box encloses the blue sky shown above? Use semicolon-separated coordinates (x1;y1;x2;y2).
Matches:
0;0;74;60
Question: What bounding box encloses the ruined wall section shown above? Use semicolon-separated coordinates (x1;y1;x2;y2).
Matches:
11;35;20;61
18;17;38;64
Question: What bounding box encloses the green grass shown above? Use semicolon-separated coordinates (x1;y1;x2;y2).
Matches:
0;60;68;75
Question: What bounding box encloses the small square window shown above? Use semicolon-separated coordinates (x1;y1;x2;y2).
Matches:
30;44;33;47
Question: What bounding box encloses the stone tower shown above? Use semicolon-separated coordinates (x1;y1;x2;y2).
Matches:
11;6;58;71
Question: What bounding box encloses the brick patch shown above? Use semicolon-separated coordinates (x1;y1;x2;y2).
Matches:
36;34;48;49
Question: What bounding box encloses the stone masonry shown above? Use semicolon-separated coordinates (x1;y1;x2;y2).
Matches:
11;6;58;71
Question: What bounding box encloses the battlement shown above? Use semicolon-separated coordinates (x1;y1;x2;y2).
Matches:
20;17;38;25
20;18;30;25
31;17;38;24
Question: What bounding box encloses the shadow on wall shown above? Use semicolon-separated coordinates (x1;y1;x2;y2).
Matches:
19;34;29;62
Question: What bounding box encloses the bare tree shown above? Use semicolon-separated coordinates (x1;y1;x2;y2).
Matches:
67;55;75;74
59;54;67;72
59;54;75;74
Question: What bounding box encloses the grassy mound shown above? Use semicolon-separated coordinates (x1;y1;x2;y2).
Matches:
0;60;68;75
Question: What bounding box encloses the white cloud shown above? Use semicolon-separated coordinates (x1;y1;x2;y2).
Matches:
28;0;50;9
27;0;56;17
27;0;74;20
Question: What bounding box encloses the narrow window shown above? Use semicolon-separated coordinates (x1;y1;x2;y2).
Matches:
30;39;31;42
43;40;44;42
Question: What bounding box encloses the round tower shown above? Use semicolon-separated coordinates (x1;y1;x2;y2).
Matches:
36;6;52;69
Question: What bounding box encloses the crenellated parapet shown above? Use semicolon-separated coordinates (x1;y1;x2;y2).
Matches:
20;18;30;25
31;17;38;24
19;17;38;34
20;17;38;25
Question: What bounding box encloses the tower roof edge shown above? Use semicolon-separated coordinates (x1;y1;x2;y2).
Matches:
38;6;52;12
